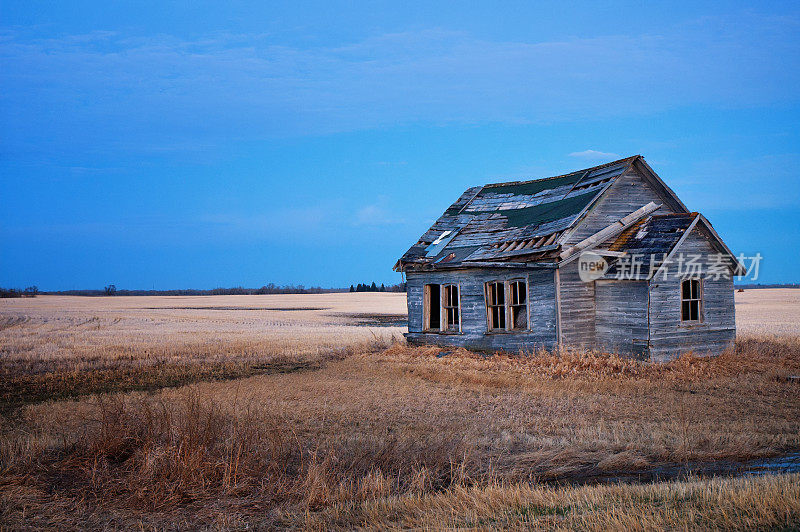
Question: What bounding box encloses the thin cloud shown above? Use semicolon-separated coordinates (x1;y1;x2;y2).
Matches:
2;13;798;159
568;150;620;160
354;197;406;226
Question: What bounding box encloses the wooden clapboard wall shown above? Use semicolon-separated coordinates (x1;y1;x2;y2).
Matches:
555;260;596;349
406;268;558;352
595;280;650;358
557;164;684;351
561;167;682;246
647;225;736;362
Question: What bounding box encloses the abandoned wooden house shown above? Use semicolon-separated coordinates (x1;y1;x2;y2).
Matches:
394;155;742;362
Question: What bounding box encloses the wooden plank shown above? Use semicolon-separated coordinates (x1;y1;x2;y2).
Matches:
556;260;596;348
559;201;661;261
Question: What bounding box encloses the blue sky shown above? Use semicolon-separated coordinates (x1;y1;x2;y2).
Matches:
1;1;799;289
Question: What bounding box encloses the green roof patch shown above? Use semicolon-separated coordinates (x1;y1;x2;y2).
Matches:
472;189;598;228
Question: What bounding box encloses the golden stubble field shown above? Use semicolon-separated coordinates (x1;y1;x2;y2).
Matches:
1;289;799;529
734;288;800;336
0;292;408;372
0;293;407;405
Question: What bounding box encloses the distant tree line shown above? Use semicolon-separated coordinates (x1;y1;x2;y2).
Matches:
0;286;39;298
349;282;406;293
42;284;343;296
3;281;407;297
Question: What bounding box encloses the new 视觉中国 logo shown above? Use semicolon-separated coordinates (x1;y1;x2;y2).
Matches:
578;251;609;282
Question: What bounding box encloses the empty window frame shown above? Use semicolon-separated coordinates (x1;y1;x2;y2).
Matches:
442;284;460;332
486;281;506;331
509;280;528;330
424;284;441;331
424;283;461;332
680;278;702;323
486;279;529;332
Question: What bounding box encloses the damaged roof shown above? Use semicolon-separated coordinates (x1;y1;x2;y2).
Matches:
602;212;744;278
395;156;641;270
609;213;698;255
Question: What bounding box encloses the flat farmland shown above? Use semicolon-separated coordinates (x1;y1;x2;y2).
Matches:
734;288;800;336
1;289;799;529
0;293;407;405
0;292;408;370
1;288;795;383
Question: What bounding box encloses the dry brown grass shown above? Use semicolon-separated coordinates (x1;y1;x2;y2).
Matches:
311;473;800;530
0;293;407;373
1;289;799;529
2;335;799;528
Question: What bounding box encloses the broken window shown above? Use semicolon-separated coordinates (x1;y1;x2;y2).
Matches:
424;284;461;332
485;280;529;331
442;284;460;332
424;284;441;331
509;280;528;330
681;279;702;322
485;281;506;331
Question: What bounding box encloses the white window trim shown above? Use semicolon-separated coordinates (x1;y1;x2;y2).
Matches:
485;280;505;331
423;284;438;332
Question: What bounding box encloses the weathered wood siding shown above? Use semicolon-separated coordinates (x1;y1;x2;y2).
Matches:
595;280;649;358
405;268;558;351
647;227;736;362
557;260;595;348
562;169;681;246
557;167;686;353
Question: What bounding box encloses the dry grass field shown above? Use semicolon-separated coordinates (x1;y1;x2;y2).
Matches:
1;289;799;529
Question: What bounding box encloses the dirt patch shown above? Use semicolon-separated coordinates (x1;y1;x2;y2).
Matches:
0;359;323;413
339;313;408;327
